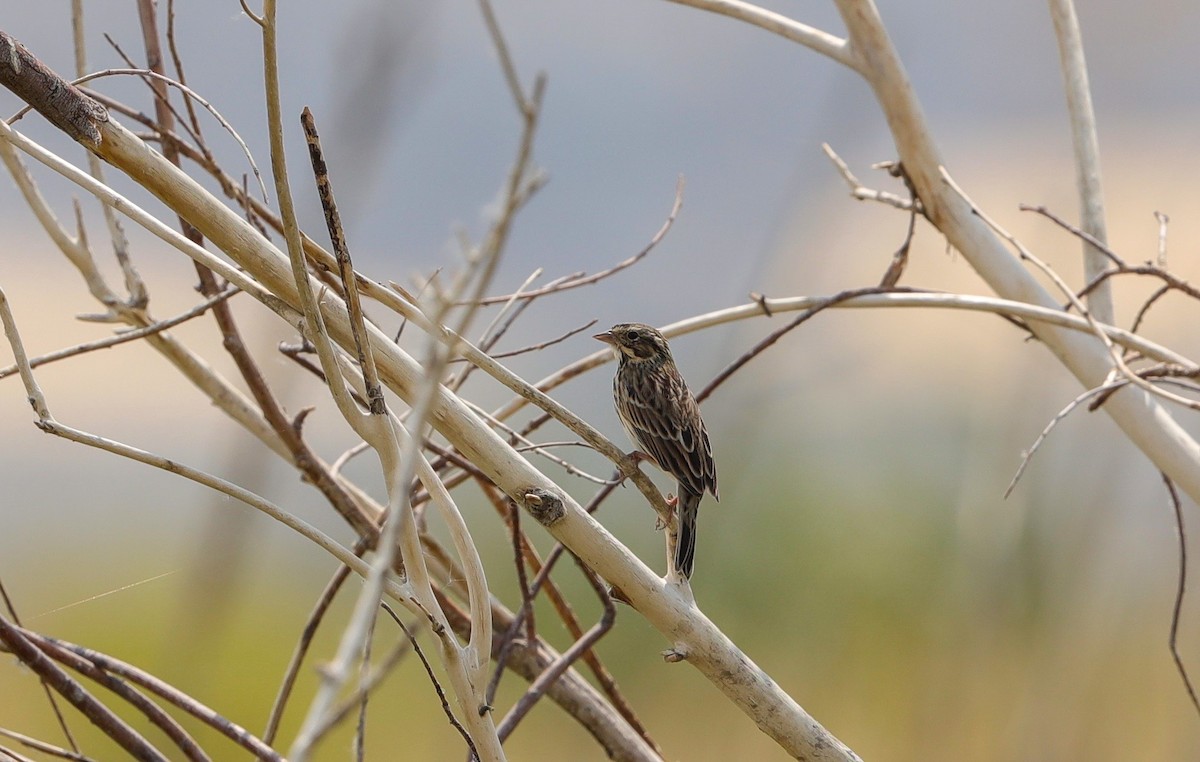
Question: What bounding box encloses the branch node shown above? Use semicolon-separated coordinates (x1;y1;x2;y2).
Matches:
522;488;565;527
662;646;689;664
749;292;773;317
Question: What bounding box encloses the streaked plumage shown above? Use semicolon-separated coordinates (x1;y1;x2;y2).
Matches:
594;323;717;579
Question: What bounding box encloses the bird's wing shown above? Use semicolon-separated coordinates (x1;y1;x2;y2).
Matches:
621;370;718;499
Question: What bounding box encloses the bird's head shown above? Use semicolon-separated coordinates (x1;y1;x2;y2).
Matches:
593;323;672;363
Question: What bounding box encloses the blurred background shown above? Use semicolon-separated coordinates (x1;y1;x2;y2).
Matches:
3;1;1200;759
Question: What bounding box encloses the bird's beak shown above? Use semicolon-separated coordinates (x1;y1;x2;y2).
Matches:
593;331;616;345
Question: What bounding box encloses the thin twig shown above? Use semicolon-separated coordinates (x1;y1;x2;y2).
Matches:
958;181;1200;413
473;268;544;353
662;0;860;71
473;178;685;305
496;554;616;741
822;144;917;212
477;0;528;115
302;107;385;415
1004;382;1123;498
13;66;266;200
1128;284;1171;339
27;634;210;762
449;271;570;392
264;560;355;744
1020;204;1124;267
354;605;379;761
1160;474;1200;717
164;0;207;151
0;286;239;380
0;615;166;762
28;628;280;759
460;399;611;485
508;502;536;644
489;319;599;359
81;12;145;310
107;27;203;169
697;286;920;404
0;577;78;754
878;170;918;287
381;605;480;761
0;727;95;762
302;628;416;747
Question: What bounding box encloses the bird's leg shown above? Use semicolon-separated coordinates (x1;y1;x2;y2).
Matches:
625;449;655;469
658;492;679;531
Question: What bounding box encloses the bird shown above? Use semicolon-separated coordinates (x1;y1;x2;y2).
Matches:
594;323;717;579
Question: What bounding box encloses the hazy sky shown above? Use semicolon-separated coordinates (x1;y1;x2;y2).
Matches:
4;1;1198;323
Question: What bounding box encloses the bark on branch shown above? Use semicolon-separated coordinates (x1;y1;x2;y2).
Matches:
0;30;107;145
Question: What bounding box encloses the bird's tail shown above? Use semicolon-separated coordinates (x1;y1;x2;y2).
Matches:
674;487;702;579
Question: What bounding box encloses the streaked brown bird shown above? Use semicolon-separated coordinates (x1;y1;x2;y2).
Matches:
594;323;717;579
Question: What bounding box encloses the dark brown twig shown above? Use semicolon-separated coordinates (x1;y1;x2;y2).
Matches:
1128;284;1171;339
496;553;616;741
1023;204;1200;314
264;559;355;744
488;319;599;360
878;168;918;288
164;0;207;154
29;635;208;762
23;630;283;760
0;577;78;754
380;604;479;761
508;501;537;644
1160;473;1200;717
119;23;202;159
0;616;165;762
698;286;921;404
302;106;385;415
298;634;415;748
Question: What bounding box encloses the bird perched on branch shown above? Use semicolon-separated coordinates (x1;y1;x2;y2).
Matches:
594;323;718;580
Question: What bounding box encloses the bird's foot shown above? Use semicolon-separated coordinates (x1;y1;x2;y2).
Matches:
612;451;654;487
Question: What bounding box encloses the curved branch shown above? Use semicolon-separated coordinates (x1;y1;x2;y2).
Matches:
662;0;861;72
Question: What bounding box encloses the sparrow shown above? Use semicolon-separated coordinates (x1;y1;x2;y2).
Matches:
594;323;717;579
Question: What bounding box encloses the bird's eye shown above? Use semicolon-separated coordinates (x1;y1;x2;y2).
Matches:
627;330;641;341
